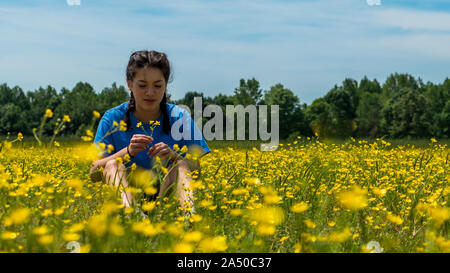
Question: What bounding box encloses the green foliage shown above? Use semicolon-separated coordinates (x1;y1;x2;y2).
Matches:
0;73;448;140
380;88;431;138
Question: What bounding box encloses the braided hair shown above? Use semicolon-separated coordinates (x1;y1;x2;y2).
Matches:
124;50;172;134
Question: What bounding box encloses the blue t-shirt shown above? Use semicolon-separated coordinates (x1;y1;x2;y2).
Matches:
93;101;211;169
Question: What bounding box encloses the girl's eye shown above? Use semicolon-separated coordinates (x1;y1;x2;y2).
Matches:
139;85;146;88
155;85;162;88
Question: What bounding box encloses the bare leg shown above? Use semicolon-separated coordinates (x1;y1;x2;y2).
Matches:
159;159;194;211
103;159;135;208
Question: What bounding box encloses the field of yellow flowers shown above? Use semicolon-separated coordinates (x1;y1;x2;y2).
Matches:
0;133;449;253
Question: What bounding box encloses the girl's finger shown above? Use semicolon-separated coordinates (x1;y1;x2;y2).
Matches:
147;142;163;155
131;136;153;144
131;143;148;152
148;144;167;158
155;148;170;158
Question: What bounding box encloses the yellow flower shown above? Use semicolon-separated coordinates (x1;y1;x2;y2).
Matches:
199;236;228;252
33;225;49;235
183;231;202;242
291;202;309;213
87;214;108;237
86;129;94;137
230;209;243;216
257;224;276;235
93;110;100;119
63;232;80;241
120;120;127;131
180;145;188;154
304;219;316;229
173;144;180;151
247;206;284;226
123;153;130;162
45;108;53;118
67;178;84;191
82;136;93;142
336;186;368;210
38;235;54;245
142;202;156;211
326;228;352;243
63;115;71;123
109;218;124;236
144;186;157;195
17;132;23;141
387;214;403;225
174;242;194;253
1;231;18;240
430;137;437;143
137;122;142;128
107;144;114;154
4;208;31;226
42;209;53;217
115;157;123;165
429;207;450;227
279;236;289;242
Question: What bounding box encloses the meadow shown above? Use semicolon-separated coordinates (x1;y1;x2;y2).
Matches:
0;132;449;253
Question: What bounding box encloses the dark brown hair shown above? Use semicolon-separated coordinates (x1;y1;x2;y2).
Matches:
125;50;172;134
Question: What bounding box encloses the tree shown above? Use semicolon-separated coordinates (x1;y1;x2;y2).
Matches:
382;73;420;101
98;82;129;113
233;78;263;106
359;76;381;94
264;83;304;139
26;85;62;136
305;98;333;138
54;82;98;136
380;88;431;138
323;87;357;137
355;92;382;138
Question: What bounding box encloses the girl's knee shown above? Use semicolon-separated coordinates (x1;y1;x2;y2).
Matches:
104;159;117;171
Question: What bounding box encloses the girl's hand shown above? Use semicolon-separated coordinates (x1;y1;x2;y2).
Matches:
147;142;177;161
128;134;154;157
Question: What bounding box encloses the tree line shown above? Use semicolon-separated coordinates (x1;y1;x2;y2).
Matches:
1;73;449;139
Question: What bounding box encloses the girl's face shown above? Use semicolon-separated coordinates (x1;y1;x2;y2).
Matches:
127;67;166;115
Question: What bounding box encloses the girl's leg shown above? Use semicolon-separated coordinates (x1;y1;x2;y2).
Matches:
103;159;135;208
158;159;194;210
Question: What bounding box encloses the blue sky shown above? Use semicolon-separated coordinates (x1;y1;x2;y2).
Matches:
1;0;449;104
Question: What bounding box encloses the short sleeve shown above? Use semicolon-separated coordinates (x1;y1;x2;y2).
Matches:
178;109;211;158
94;111;115;157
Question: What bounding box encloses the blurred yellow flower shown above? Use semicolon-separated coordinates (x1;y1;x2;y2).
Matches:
45;108;53;118
336;186;368;210
199;236;228;252
93;110;100;119
291;202;309;213
4;208;31;226
387;214;403;225
38;235;53;245
63;115;71;123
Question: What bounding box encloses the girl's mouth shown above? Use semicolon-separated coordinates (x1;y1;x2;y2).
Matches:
144;99;156;104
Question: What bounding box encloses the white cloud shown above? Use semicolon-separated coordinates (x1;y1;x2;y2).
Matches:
1;1;450;104
375;8;450;31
